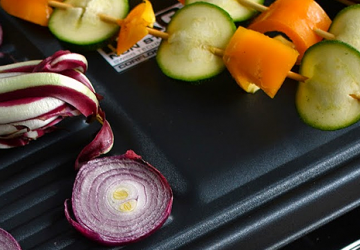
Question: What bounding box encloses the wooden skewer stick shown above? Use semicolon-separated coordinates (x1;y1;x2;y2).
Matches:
49;0;308;82
313;28;336;40
48;0;72;10
98;13;169;40
349;94;360;101
238;0;268;12
237;0;337;40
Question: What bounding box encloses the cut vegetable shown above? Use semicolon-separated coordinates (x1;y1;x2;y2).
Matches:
185;0;264;22
0;51;114;168
223;26;299;98
248;0;331;63
156;2;236;82
48;0;129;50
296;40;360;130
65;150;173;246
0;0;52;26
0;97;71;124
0;228;21;250
329;4;360;52
0;73;99;116
116;0;155;55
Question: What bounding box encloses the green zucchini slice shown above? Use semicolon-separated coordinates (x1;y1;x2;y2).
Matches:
296;40;360;130
329;4;360;53
156;2;236;82
48;0;129;50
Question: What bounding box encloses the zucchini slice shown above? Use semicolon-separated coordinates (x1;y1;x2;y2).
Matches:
329;4;360;53
156;2;236;82
48;0;129;50
185;0;264;22
296;40;360;130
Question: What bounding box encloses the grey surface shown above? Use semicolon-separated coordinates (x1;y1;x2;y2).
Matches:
0;0;358;249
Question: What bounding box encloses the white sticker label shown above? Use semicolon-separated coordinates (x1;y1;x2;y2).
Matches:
98;3;182;73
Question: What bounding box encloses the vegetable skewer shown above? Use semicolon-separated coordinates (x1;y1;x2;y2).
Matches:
1;0;159;53
47;0;165;39
97;4;306;86
3;0;351;99
46;0;158;55
154;2;303;97
1;0;129;49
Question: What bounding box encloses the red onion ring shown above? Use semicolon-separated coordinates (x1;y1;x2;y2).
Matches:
0;228;21;250
65;150;173;246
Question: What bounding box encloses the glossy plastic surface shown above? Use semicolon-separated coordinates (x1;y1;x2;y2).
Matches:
1;0;359;249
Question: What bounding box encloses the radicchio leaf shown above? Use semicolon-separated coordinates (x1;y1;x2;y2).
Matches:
0;50;114;168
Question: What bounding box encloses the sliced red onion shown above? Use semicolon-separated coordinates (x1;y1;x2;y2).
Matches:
65;150;173;246
0;228;21;250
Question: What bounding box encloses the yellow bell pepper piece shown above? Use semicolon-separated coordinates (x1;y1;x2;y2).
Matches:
1;0;53;26
223;26;299;98
116;0;155;55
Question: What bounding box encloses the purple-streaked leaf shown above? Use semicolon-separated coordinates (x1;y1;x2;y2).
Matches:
0;60;41;73
33;50;88;73
0;50;114;168
75;109;113;170
0;72;99;117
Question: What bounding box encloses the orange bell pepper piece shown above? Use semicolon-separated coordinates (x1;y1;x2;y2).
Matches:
1;0;53;26
248;0;331;63
223;26;299;98
116;0;155;55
